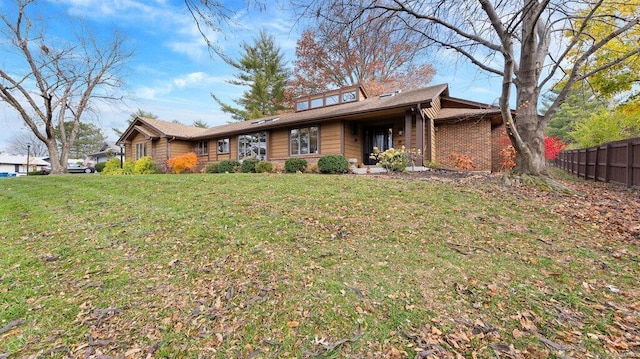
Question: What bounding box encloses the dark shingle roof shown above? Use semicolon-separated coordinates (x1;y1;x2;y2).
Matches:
193;84;449;138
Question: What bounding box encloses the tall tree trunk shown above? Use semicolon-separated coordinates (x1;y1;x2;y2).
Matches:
512;0;547;176
513;88;547;175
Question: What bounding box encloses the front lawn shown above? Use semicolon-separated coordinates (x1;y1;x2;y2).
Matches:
1;173;638;358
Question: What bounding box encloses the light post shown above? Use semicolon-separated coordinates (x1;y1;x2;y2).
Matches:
119;145;123;168
26;144;30;175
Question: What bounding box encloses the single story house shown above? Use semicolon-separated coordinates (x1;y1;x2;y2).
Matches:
117;83;510;172
85;142;124;166
0;154;50;176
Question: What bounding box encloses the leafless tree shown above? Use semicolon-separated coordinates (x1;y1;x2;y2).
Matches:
185;0;265;60
8;131;48;157
300;0;639;176
0;0;132;174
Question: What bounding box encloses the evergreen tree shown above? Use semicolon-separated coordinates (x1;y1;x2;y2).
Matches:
54;122;106;159
212;30;288;121
542;86;605;143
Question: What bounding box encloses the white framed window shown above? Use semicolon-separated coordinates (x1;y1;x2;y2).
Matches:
238;132;267;161
290;126;318;155
135;142;147;160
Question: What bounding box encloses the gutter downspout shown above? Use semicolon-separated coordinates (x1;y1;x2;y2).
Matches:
167;136;176;161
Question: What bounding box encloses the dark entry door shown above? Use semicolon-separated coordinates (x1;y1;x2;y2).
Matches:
363;126;393;165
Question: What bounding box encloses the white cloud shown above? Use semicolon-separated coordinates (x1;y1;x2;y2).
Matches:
135;72;231;100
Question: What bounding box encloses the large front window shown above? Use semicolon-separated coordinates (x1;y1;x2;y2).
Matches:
135;143;147;160
238;132;267;161
290;126;318;155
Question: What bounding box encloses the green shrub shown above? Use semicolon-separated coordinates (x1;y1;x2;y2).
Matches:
218;159;241;173
205;162;219;173
370;146;408;172
94;162;107;173
27;170;46;176
317;154;349;174
123;161;136;174
285;158;307;173
134;156;161;174
101;158;124;175
241;158;260;173
255;161;273;173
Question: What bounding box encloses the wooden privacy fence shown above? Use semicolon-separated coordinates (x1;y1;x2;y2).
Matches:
556;137;640;188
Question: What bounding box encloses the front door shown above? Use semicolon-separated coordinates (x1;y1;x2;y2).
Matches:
363;125;393;165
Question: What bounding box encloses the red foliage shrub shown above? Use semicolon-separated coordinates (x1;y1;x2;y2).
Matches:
500;145;516;171
544;136;568;160
449;153;476;170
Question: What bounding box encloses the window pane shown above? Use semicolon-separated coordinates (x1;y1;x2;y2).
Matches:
300;127;309;154
296;101;308;111
217;139;229;153
239;133;267;160
326;95;339;105
290;129;299;155
310;98;323;108
342;91;356;102
310;126;318;154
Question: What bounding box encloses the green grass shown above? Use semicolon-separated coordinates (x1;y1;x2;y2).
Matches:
0;173;638;358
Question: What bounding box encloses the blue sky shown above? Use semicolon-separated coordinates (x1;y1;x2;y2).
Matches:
0;0;503;153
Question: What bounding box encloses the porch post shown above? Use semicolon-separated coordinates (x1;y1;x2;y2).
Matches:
415;110;425;166
425;117;433;162
404;110;413;149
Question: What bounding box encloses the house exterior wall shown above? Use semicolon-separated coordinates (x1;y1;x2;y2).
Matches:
167;140;192;159
491;125;510;172
269;128;290;161
320;121;342;155
344;122;362;164
435;120;492;171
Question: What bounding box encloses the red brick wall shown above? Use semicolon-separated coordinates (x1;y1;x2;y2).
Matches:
491;126;511;172
435;120;492;171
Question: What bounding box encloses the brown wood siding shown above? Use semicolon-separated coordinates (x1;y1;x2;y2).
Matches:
429;118;436;162
435;120;492;171
168;140;193;158
320;121;342;154
269;128;290;161
423;97;440;120
344;122;361;164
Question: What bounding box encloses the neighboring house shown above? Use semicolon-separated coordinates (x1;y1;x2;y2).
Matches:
117;83;511;172
85;142;124;166
0;154;50;176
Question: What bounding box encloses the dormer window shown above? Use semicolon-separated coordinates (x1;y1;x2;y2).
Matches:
294;85;368;112
342;91;357;102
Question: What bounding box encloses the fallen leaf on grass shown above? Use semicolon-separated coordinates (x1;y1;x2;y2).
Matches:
287;320;299;328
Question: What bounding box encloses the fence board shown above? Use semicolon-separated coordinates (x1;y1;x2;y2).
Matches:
556;137;640;188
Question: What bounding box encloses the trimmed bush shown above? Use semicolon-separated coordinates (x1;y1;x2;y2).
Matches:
205;162;219;173
135;156;162;174
94;161;107;173
27;170;46;176
317;154;349;174
241;158;260;173
218;159;240;173
255;161;273;173
284;158;307;173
